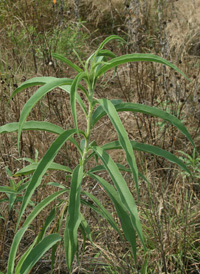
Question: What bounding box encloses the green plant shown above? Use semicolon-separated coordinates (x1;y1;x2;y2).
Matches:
0;35;195;273
178;148;200;181
0;166;33;221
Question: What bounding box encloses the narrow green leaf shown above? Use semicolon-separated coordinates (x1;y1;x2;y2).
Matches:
12;191;66;274
96;54;190;81
37;208;56;242
15;162;72;176
101;140;191;175
0;121;64;135
97;99;139;198
89;163;130;173
92;102;195;148
96;35;126;52
97;49;116;59
52;53;83;73
81;191;122;237
0;186;18;194
16;129;76;229
9;77;57;101
92;146;145;248
64;165;83;272
23;189;67;228
17;78;74;150
60;85;87;115
20;234;61;274
70;72;87;135
8;194;16;212
47;182;67;189
15;237;38;274
7;226;28;274
0;121;82;155
88;173;137;265
79;213;93;244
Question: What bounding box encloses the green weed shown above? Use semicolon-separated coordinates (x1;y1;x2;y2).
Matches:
0;35;195;274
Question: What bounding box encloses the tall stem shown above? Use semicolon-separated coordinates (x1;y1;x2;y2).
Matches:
81;96;93;166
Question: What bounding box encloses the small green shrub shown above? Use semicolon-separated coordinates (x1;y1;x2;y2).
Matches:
0;35;195;273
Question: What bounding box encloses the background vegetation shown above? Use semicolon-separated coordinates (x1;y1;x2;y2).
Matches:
0;0;199;273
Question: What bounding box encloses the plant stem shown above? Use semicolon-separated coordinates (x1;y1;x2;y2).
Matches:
81;96;93;167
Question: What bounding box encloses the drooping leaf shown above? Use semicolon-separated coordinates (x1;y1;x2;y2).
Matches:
96;54;190;81
0;121;64;135
0;186;18;195
91;102;195;148
96;35;126;53
17;78;74;150
9;77;57;101
15;162;72;176
52;53;83;73
101;140;191;175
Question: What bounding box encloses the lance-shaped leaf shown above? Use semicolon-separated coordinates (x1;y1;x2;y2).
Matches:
14;196;62;274
9;77;57;101
86;35;124;67
97;49;117;59
96;35;126;53
91;102;195;148
15;162;72;176
7;226;28;274
64;165;83;272
7;190;67;274
20;234;61;274
17;78;74;150
89;163;130;173
92;146;145;248
9;76;87;115
16;129;76;229
97;99;139;198
88;173;138;265
96;54;190;81
0;121;64;135
70;72;87;134
23;189;67;228
61;85;87;115
81;191;122;237
101;140;191;175
0;186;18;195
79;213;93;244
0;121;82;155
52;53;83;73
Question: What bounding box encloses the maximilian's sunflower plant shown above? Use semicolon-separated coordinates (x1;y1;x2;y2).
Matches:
0;35;195;273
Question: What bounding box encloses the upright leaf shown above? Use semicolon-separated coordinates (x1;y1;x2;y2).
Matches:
92;146;145;248
70;72;87;135
98;99;139;198
88;173;138;265
16;129;76;229
20;234;61;274
64;165;83;272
